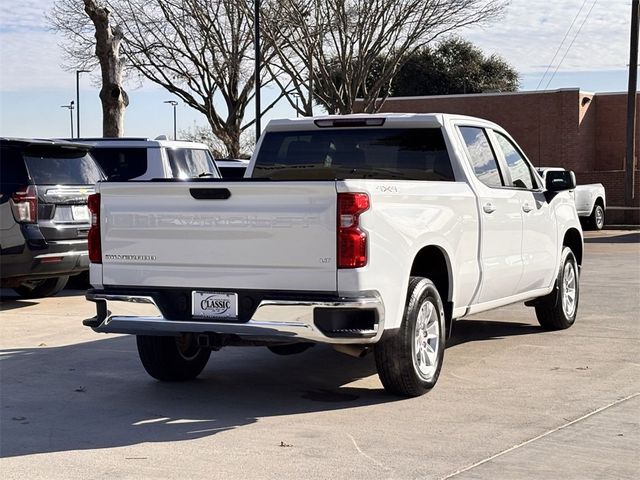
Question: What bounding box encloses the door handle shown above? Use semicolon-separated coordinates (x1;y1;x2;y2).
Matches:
522;203;533;213
483;203;496;214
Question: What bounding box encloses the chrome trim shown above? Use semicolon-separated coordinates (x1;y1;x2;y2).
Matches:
34;250;88;259
85;292;385;345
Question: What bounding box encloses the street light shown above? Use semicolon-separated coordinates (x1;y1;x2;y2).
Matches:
163;100;178;140
76;69;90;138
255;0;261;142
60;101;75;138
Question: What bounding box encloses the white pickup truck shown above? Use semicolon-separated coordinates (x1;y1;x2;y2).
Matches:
84;114;583;397
538;167;606;230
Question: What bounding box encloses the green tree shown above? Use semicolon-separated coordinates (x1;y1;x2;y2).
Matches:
391;38;519;96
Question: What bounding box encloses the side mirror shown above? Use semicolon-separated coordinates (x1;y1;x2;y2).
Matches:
545;170;576;192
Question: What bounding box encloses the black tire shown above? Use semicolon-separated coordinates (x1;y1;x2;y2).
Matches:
374;277;446;397
13;276;69;298
535;246;579;330
267;343;314;355
136;334;211;381
589;203;605;231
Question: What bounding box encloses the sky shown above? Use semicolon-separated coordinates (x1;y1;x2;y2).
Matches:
0;0;635;140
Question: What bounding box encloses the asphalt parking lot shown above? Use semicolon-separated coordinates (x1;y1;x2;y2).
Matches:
1;230;638;479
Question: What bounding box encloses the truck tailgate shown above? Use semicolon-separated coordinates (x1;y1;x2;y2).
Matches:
98;181;337;291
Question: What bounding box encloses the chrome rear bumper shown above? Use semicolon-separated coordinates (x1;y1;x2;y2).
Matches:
84;291;384;344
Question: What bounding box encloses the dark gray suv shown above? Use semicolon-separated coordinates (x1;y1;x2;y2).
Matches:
0;138;104;298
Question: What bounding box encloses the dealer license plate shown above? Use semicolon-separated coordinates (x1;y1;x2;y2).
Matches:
192;291;237;319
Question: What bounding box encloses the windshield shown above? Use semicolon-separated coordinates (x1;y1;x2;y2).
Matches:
23;149;104;185
252;128;454;181
166;148;219;178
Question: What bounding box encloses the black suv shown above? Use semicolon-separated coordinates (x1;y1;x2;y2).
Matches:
0;138;104;298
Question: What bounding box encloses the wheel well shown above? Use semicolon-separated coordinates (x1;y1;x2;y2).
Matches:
410;246;451;301
410;246;453;335
594;197;605;208
563;228;583;266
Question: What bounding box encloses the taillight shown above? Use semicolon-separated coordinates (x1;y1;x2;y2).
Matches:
88;193;102;263
337;193;369;268
10;185;37;223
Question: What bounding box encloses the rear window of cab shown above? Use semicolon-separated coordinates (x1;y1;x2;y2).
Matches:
252;128;454;181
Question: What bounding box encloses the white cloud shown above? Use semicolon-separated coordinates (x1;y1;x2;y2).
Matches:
0;0;72;90
0;0;632;92
462;0;630;73
0;1;51;31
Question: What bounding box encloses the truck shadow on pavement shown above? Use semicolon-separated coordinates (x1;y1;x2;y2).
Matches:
447;319;542;348
0;297;38;311
1;318;543;458
0;336;388;458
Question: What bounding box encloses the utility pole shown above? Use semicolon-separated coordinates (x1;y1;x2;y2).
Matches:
625;0;639;217
61;101;75;138
163;100;178;140
76;69;90;138
254;0;261;143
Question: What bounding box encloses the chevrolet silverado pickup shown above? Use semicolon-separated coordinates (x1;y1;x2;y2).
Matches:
83;114;583;397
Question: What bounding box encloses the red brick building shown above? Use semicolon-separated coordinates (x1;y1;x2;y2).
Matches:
358;89;639;224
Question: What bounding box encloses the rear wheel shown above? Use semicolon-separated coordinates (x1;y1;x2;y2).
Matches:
535;246;579;330
13;276;69;298
374;277;446;397
136;333;211;381
589;203;605;231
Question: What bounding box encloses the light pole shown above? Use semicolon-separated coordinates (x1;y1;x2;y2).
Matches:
61;101;75;138
254;0;261;142
164;100;178;140
625;0;639;216
76;69;90;138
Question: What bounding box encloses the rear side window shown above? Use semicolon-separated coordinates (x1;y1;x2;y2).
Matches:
23;148;103;185
459;127;504;188
166;149;219;178
0;146;29;191
90;147;148;180
252;128;454;181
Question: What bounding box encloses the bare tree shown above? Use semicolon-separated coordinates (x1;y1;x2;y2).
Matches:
50;0;281;155
261;0;507;115
51;0;128;136
180;124;255;159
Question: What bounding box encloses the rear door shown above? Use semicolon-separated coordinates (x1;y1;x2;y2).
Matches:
99;181;337;292
22;146;103;242
457;126;524;304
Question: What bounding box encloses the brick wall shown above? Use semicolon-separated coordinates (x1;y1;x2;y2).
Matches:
357;89;640;222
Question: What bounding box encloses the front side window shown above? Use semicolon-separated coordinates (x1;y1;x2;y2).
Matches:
459;127;504;188
252;128;455;181
494;132;535;189
166;149;219;178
